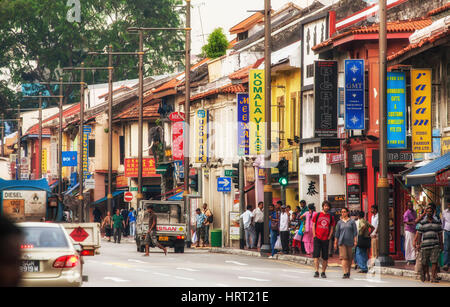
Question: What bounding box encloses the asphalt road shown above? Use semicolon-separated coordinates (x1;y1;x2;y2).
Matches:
82;239;448;287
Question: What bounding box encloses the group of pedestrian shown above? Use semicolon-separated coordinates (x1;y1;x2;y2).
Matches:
100;207;137;244
194;203;213;247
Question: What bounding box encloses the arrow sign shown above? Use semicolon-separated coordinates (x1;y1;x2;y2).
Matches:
217;177;232;192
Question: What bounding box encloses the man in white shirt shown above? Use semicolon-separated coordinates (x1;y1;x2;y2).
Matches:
279;205;290;254
240;205;256;249
253;202;264;248
370;205;379;261
442;202;450;271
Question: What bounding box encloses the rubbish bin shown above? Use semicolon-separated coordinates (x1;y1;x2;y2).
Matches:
210;229;222;247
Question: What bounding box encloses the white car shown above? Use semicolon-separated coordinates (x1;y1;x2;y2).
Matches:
17;222;84;287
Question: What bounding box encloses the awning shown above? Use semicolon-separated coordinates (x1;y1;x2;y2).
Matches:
168;191;184;201
64;183;79;196
0;178;51;192
92;191;126;205
405;152;450;186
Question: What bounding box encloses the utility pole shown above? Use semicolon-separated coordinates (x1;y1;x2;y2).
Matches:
79;64;85;222
58;78;63;197
261;0;273;256
377;0;394;267
1;114;4;157
38;93;42;179
17;105;21;180
239;158;245;249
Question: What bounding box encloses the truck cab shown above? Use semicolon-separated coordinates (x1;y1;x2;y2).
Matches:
135;200;186;253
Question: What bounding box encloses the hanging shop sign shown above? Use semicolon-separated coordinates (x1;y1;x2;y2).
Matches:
344;59;365;130
249;69;266;155
320;138;340;154
172;121;184;161
372;149;413;167
442;136;450;155
42;149;47;174
314;60;338;138
237;93;250;156
387;72;407;149
194;109;209;163
82;125;91;179
62;151;77;167
124;157;158;178
346;173;361;212
411;69;432;153
348;150;365;169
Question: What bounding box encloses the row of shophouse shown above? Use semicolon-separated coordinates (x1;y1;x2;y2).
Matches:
8;0;450;257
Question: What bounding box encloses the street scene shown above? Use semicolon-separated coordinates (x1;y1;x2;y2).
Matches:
0;0;449;291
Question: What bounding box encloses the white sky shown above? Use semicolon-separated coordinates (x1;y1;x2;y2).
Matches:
190;0;299;54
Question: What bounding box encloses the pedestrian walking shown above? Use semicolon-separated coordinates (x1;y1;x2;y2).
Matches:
355;211;374;273
442;202;450;272
128;207;137;238
93;206;102;223
144;205;167;256
195;208;207;247
312;200;335;278
240;205;256;249
268;203;279;258
415;204;443;283
102;211;113;242
291;206;302;254
202;203;213;246
334;207;358;279
370;205;379;262
300;204;316;255
279;205;290;254
253;201;264;248
121;208;129;237
299;200;308;254
112;209;125;244
403;201;417;265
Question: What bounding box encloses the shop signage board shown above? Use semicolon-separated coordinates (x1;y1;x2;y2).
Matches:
387;72;407;149
314;60;338;138
348;150;365;169
237;93;250;156
346;173;361;212
442;136;450;155
84;178;95;190
229;212;240;240
411;69;432;153
62;151;77;167
172;121;184;161
2;190;47;221
372;149;413;167
344;59;365;130
194;109;209;163
42;149;47;174
249;69;266;155
124;157;159;178
320;138;340;153
82;125;91;179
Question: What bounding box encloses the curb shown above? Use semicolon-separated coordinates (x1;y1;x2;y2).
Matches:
209;248;450;282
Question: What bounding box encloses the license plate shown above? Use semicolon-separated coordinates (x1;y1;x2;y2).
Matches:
159;236;169;241
20;260;40;273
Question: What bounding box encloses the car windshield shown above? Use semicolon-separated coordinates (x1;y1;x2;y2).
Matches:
21;227;69;248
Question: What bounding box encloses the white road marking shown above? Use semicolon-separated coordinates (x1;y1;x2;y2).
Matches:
252;270;269;274
176;267;199;272
174;276;195;281
225;260;248;266
134;269;149;273
128;259;147;264
238;276;270;282
104;277;129;283
353;278;387;284
152;272;170;277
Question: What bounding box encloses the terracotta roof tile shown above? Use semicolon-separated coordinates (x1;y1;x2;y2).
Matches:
114;102;160;120
229;12;264;35
187;83;246;103
229;58;265;80
427;2;450;17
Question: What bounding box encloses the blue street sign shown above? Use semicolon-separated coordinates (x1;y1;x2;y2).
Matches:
345;59;365;130
62;151;77;167
217;177;232;192
387;72;407;149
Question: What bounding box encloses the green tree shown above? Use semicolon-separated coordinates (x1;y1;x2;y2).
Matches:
201;28;228;59
0;0;185;100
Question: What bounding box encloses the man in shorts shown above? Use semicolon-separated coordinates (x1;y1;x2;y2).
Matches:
312;200;335;278
144;205;167;256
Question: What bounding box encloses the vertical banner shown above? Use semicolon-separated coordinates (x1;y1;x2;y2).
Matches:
172;121;184;161
249;69;265;155
82;125;91;179
314;60;338;138
411;69;432;153
344;59;365;130
237;93;249;156
41;149;47;175
346;172;361;212
195;109;209;163
387;72;407;149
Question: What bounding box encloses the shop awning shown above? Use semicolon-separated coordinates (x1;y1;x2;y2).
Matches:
92;191;126;205
64;183;79;196
405;152;450;186
168;191;184;201
0;178;51;192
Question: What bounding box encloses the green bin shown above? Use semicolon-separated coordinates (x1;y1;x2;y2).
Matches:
210;229;222;247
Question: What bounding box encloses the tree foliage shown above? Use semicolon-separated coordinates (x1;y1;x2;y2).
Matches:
0;0;185;101
201;28;228;59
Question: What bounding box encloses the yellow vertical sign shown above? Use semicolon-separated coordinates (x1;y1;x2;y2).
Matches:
41;149;47;174
411;69;432;153
195;109;208;163
249;69;265;155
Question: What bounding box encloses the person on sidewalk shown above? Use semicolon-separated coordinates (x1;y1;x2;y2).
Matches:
112;209;125;244
403;201;417;265
299;200;308;254
202;203;213;246
291;206;302;254
102;211;113;242
121;208;129;237
128;208;137;238
93;206;102;223
355;211;374;273
279;205;290;254
312;201;335;278
253;201;264;248
300;204;315;255
334;207;358;279
442;202;450;272
144;205;167;256
195;208;207;247
414;205;443;283
240;205;256;249
269;203;279;258
370;205;379;263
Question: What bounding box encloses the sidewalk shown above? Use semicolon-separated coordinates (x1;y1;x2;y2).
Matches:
209;247;450;282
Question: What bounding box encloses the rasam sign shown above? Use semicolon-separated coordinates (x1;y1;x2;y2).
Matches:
411;69;432;153
237;93;249;156
249;69;265;155
387;72;407;149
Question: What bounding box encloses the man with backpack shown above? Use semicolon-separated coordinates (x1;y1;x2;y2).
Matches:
312;200;336;278
203;203;213;246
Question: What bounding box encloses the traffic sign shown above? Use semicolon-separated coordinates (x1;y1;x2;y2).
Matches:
217;177;232;192
70;227;89;242
124;192;133;202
